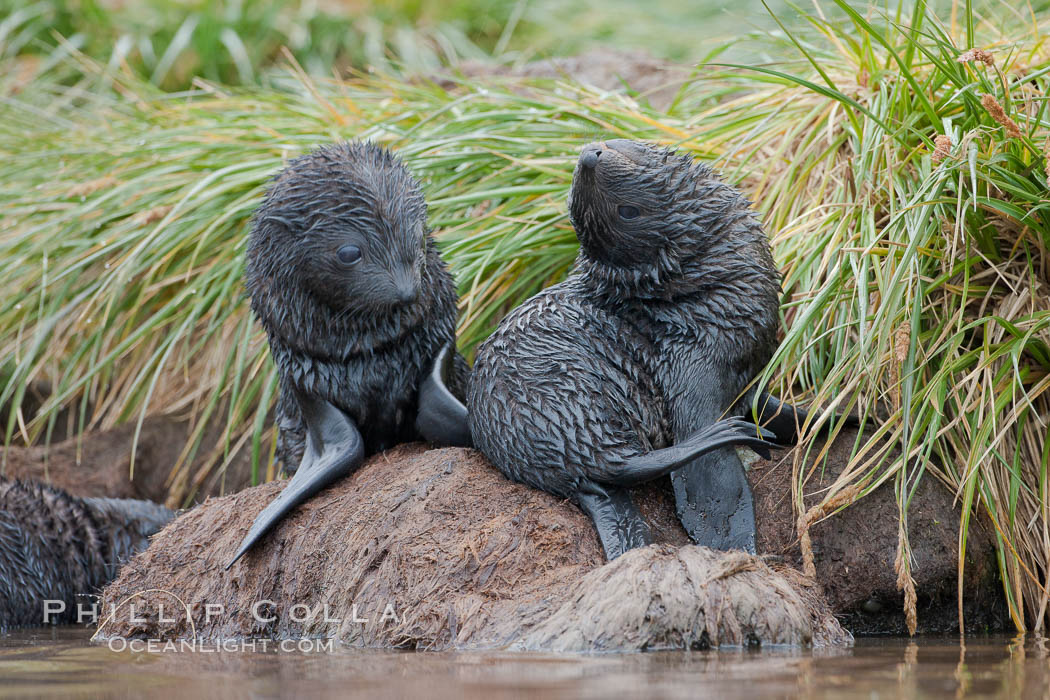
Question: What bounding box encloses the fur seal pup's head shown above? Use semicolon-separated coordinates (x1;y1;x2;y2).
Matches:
245;141;435;355
568;139;779;302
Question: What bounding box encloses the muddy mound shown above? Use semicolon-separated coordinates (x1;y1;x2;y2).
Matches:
2;413;253;507
749;433;1003;635
96;424;1004;647
95;444;848;650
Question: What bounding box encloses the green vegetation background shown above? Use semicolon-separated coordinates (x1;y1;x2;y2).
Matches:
2;0;1049;633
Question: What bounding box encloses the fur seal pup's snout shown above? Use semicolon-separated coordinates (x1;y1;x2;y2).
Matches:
579;145;602;169
228;141;470;570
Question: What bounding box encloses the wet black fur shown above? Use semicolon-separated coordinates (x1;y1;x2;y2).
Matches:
468;140;780;529
0;478;172;629
245;142;465;471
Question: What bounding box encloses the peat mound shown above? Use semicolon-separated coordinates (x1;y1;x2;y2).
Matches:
96;426;1004;648
95;444;847;650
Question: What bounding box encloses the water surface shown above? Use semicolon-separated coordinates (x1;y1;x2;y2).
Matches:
2;628;1048;699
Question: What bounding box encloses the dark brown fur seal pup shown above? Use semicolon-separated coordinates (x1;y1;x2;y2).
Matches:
228;141;469;568
466;140;783;559
0;478;172;629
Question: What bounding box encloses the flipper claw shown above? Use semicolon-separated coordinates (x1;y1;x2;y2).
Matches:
609;417;779;485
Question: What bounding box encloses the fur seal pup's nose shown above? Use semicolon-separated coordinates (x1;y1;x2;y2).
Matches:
579;145;604;169
392;269;419;303
395;282;418;304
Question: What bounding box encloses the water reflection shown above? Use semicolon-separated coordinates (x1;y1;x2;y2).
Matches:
1;628;1049;699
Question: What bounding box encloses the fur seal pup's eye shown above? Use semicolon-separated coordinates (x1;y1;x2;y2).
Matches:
618;205;640;220
337;245;362;265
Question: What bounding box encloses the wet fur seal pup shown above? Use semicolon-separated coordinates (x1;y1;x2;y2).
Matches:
0;478;172;629
228;141;469;568
465;140;785;559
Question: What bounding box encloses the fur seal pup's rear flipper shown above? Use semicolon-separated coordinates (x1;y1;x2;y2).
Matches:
226;392;364;569
580;418;774;559
576;484;652;559
671;449;757;554
605;418;777;486
754;392;860;445
415;343;472;447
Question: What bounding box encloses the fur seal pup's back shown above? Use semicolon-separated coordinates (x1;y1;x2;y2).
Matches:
0;478;172;629
228;142;468;568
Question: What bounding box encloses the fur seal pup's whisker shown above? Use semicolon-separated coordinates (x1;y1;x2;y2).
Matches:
227;141;470;569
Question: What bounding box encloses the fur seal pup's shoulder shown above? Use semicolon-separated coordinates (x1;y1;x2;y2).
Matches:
0;478;172;629
229;141;469;568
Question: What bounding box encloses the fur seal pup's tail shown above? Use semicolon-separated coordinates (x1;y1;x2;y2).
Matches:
226;391;364;569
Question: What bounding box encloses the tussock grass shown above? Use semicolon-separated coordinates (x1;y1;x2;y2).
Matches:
1;1;1049;632
0;0;498;88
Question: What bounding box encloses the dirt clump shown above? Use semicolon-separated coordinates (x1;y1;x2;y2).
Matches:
2;413;253;507
750;430;1004;635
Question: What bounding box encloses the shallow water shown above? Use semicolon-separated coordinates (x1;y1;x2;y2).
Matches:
1;628;1048;699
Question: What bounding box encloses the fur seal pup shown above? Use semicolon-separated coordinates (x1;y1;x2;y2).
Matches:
465;140;785;559
228;141;469;568
1;478;173;629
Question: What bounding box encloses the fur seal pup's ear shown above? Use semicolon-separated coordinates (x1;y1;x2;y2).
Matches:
226;390;364;569
415;343;471;447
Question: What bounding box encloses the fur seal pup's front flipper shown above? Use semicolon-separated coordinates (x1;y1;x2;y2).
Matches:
415;343;471;447
584;418;776;560
672;449;758;554
226;392;364;569
671;395;860;553
754;392;860;445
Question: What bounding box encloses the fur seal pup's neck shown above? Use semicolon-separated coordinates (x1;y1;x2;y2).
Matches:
568;139;780;309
